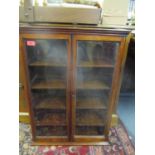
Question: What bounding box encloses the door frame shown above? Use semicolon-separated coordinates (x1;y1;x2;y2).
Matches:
20;33;72;142
72;34;126;142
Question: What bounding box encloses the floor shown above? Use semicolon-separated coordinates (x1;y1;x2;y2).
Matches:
117;94;135;144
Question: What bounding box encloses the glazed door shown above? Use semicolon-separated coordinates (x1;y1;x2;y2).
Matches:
21;34;71;141
72;35;123;141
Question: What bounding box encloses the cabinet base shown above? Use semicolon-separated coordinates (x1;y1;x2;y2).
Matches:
31;141;109;146
32;135;109;145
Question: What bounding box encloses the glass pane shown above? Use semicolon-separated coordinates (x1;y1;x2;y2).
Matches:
24;39;68;137
76;40;119;136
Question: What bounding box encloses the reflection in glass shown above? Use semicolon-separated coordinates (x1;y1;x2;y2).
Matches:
24;39;68;136
76;41;119;136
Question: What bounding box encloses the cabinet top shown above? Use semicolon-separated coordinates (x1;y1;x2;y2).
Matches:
19;23;132;36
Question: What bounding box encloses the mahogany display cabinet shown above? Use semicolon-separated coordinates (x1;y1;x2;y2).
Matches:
19;24;131;145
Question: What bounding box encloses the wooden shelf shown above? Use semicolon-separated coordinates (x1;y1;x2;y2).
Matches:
77;97;107;109
36;126;67;136
77;113;105;126
36;113;66;126
76;128;99;135
31;80;66;89
35;97;66;110
77;61;114;68
76;126;104;135
77;81;110;90
29;61;66;67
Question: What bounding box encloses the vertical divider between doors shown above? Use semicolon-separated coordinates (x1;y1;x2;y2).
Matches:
67;34;72;141
71;35;77;141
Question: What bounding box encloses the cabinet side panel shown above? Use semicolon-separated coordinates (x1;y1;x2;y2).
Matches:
19;44;29;113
